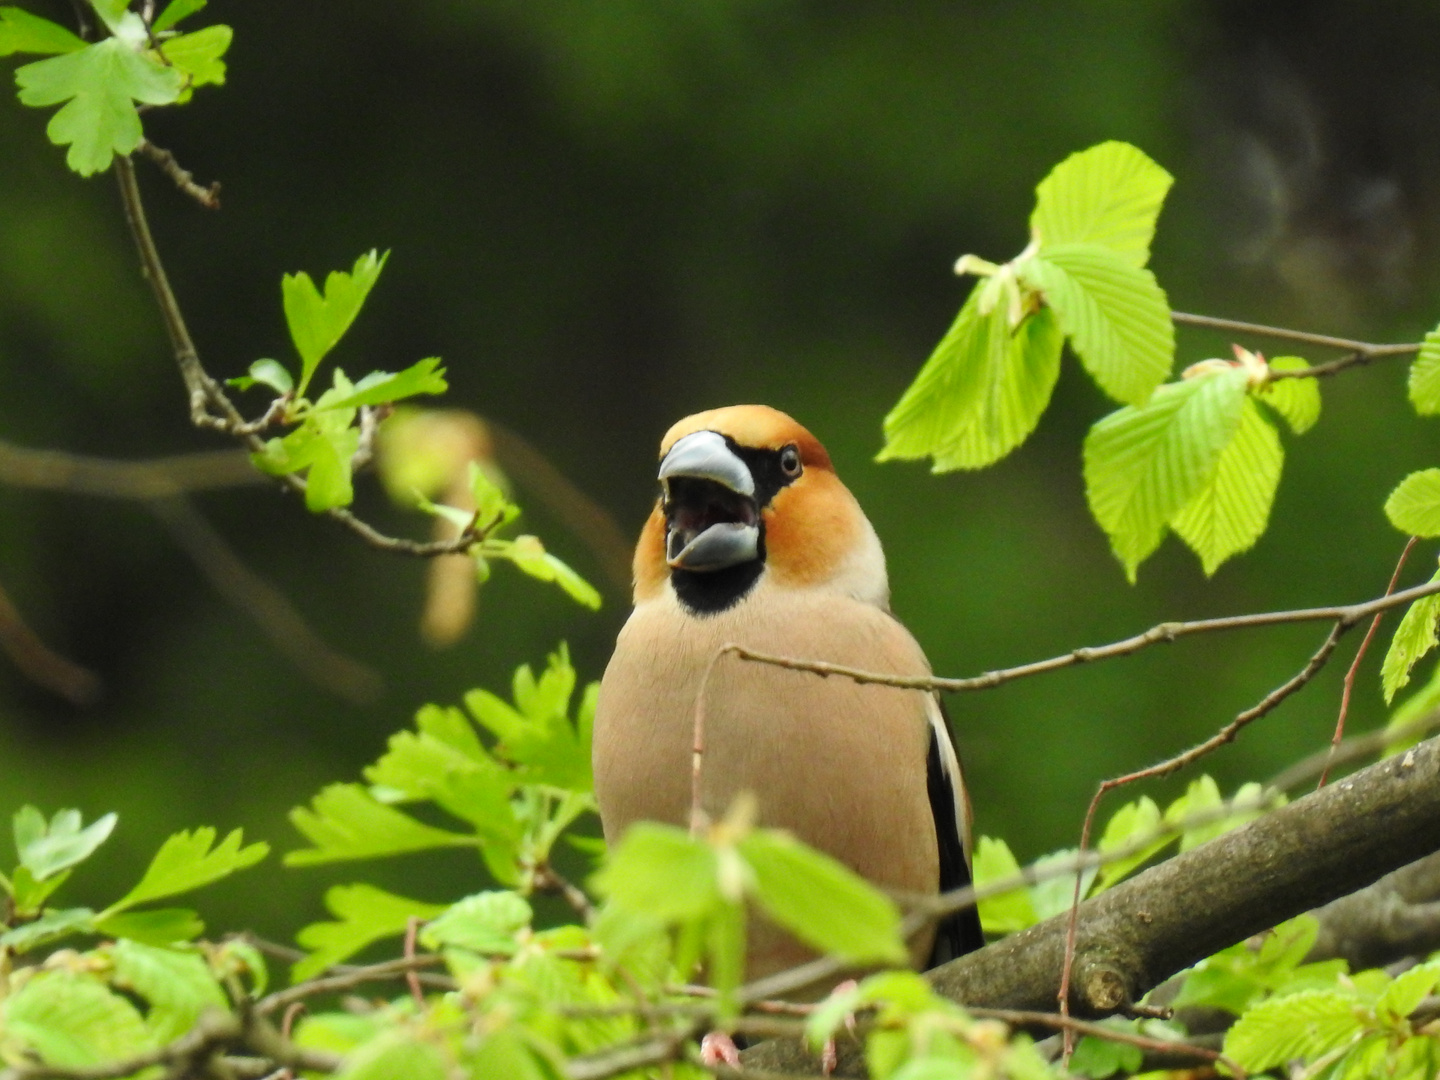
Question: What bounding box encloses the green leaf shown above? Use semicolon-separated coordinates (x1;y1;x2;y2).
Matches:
335;1030;449;1080
16;39;184;176
740;829;906;964
1256;914;1320;976
152;0;207;34
1385;469;1440;536
1257;357;1321;434
294;884;448;982
1020;243;1173;406
1069;1031;1143;1078
94;907;204;945
1408;327;1440;415
318;357;449;410
251;406;360;512
971;835;1038;934
1028;848;1098;921
497;535;604;610
9;866;71;915
1170;397;1283;575
1376;963;1438;1022
591;822;721;922
1224;989;1364;1071
228;358;294;395
287;783;478;866
469;1029;562;1080
108;939;228;1043
282;250;389;396
156;23;231;99
878;291;1063;472
1093;796;1169;892
2;971;154;1068
1031;141;1173;266
15;807;117;881
1382;567;1440;703
419;890;533;955
0;8;85;56
103;827;268;917
0;906;95;952
1083;366;1249;580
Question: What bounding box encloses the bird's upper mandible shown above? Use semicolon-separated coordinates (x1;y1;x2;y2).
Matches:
632;404;890;613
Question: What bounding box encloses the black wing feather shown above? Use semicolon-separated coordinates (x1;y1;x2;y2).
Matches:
924;700;984;967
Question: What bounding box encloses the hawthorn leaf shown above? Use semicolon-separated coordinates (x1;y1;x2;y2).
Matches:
1031;140;1173;266
0;8;84;56
1021;242;1173;406
1385;468;1440;537
16;39;184;175
1083;366;1249;580
500;535;603;610
1;971;154;1068
971;835;1037;934
1224;989;1363;1072
156;23;231;99
0;906;95;952
15;807;116;880
1257;357;1321;434
228;358;293;395
740;829;906;964
1381;567;1440;703
1408;326;1440;415
282;250;388;396
9;866;70;915
108;939;228;1044
94;907;204;945
1170;397;1283;575
317;357;448;410
286;783;476;866
104;827;267;916
152;0;207;34
294;884;448;982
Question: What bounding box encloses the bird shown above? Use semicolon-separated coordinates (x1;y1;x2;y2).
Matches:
593;404;984;982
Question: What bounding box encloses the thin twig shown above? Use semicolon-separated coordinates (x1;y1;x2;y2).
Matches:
0;575;102;705
1270;707;1440;792
534;863;596;922
1172;310;1420;368
254;955;447;1016
136;139;221;209
1320;537;1418;787
971;1007;1243;1077
690;647;729;836
403;916;425;1007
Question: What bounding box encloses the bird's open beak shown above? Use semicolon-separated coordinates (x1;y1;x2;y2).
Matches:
658;431;761;571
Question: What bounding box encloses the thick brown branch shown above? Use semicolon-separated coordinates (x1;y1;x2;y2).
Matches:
1308;849;1440;971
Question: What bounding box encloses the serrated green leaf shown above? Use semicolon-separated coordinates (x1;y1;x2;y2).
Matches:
1385;468;1440;536
2;971;154;1068
1408;327;1440;415
971;835;1038;934
498;535;603;610
318;357;448;410
1083;366;1249;580
0;906;95;952
0;8;84;56
1381;567;1440;703
1068;1030;1144;1078
591;822;720;922
9;866;71;915
109;939;228;1043
250;408;360;512
1224;989;1364;1071
879;292;1063;472
1021;243;1173;406
15;807;117;881
286;783;477;866
16;38;184;175
94;907;204;945
1257;357;1321;434
152;0;206;33
1094;796;1169;892
282;250;388;396
1031;141;1173;267
156;23;230;100
228;357;293;395
740;829;906;964
103;827;267;917
1384;659;1440;755
1376;963;1438;1021
333;1030;448;1080
1170;397;1283;575
1171;963;1261;1015
294;884;448;982
418;890;532;955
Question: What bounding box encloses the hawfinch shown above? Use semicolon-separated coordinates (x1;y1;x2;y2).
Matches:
594;405;983;979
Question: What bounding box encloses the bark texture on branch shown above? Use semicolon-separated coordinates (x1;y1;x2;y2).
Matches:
744;735;1440;1076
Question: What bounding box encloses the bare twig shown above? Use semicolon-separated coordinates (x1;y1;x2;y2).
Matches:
1320;537;1418;787
0;575;101;705
0;439;259;498
1171;311;1420;378
972;1007;1242;1077
403;916;425;1007
254;955;448;1016
534;862;596;922
136;139;220;209
690;646;729;836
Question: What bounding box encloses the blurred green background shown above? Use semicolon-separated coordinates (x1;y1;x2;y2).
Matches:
4;0;1440;944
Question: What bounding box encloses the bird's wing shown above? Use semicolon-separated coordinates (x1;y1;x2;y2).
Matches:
925;694;985;966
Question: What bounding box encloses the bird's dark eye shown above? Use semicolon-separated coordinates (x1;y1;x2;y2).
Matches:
779;444;802;478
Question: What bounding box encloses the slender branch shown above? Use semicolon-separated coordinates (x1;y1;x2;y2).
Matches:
0;575;101;705
0;439;258;498
971;1008;1241;1077
1172;311;1420;363
254;955;448;1016
136;139;220;209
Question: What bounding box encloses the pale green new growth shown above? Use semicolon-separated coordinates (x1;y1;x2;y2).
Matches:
1225;989;1365;1071
283;250;389;397
1258;356;1321;433
102;827;268;918
1408;326;1440;415
152;0;208;35
1385;468;1440;537
2;971;153;1069
1380;567;1440;703
1170;398;1283;575
1030;140;1173;266
14;806;116;881
0;7;84;56
970;836;1037;934
294;884;448;981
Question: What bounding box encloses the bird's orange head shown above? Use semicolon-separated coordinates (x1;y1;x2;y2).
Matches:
633;405;887;613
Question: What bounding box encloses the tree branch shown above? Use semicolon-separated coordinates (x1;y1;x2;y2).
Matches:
1171;311;1420;379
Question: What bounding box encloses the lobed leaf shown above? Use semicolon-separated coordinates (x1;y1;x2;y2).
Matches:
104;827;267;916
286;783;476;866
1385;468;1440;537
282;250;388;396
1031;141;1173;266
94;907;204;945
1257;357;1321;434
156;23;231;101
294;884;448;982
1380;567;1440;703
0;7;85;56
318;357;448;410
1021;243;1173;406
0;906;95;952
1169;397;1283;575
14;806;116;881
1083;366;1249;580
152;0;207;34
16;39;184;175
498;535;604;610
